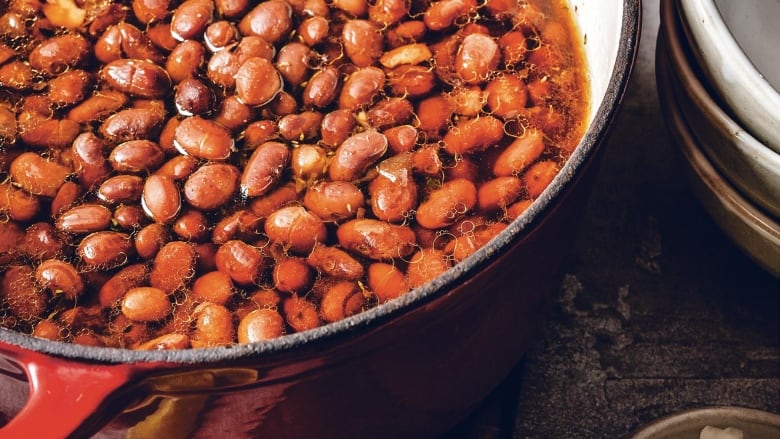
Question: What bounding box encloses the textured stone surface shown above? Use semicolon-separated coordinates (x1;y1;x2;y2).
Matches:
444;1;780;437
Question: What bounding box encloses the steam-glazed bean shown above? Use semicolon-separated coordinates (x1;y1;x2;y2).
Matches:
337;219;416;261
109;140;165;173
406;248;451;288
442;115;505;155
191;302;235;348
369;0;409;25
342;20;383;67
446;221;507;262
455;33;501;85
276;42;312;87
212;209;263;244
132;0;171;24
206;48;240;89
264;206;327;254
100;59;171;99
303;180;365;222
150;241;197;293
379;43;432;69
77;231;134;269
446;86;484;117
95;23;164;64
56;204;112;234
0;222;24;265
320;281;364;323
367;262;409;302
339;66;385;111
97;264;144;312
415;178;477;229
332;0;367;16
174;116;234;160
215;0;250;18
384;125;418;153
47;70;93;107
97;174;144;204
49;181;82;218
122;287;171;322
170;0;214;41
241;141;290;198
385;64;436;97
18;115;82;149
282;295;320;332
99;107;165;142
235;57;283;106
204;20;239;52
1;265;47;320
423;0;478;30
175;77;216;116
166;40;206;83
367;97;414;130
477;176;524;212
134;223;170;260
291;144;327;180
249;182;298;218
269;91;298;116
302;65;340;109
523;160;559;199
172;208;210;241
369;154;418;223
29;34;90;75
20;222;66;262
485;73;528;118
278;111;323;142
239;0;293;44
273;257;314;294
215;240;266;285
183;163;240;210
141;174;181;224
155;154;199;180
320;109;356;147
0;182;40;222
238;308;285;343
493;129;545;176
67;90;128;124
213;96;254;132
35;259;84;300
113;204;147;230
192;270;234;305
298;16;329;47
136;332;190;350
10;153;71;199
306;246;365;281
328;130;388;181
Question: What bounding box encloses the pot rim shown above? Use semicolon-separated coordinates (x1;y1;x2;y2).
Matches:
0;0;641;365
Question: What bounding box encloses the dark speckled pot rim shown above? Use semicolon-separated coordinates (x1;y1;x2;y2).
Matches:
0;0;641;365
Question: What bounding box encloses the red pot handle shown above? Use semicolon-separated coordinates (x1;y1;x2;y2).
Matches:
0;347;139;439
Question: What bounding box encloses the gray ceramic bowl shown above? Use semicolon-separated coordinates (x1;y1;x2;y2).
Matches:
630;406;780;439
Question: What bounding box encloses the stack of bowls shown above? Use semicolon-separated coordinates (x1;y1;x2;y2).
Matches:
656;0;780;277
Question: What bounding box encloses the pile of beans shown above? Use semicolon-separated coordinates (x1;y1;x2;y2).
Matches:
0;0;587;349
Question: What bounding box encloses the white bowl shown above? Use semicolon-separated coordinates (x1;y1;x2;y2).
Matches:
656;36;780;278
660;0;780;219
630;406;780;439
678;0;780;153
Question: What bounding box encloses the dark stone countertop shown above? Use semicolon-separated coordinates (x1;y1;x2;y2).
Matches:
444;0;779;437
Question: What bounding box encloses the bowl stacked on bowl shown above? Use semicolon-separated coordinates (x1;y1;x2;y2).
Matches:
656;0;780;277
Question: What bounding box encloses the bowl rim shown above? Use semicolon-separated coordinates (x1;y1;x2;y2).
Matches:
659;0;780;219
656;35;780;278
678;0;780;153
629;406;780;439
0;0;643;365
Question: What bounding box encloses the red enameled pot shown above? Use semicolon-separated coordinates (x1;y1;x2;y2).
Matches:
0;1;640;437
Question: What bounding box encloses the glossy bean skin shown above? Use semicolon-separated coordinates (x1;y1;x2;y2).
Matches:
369;153;418;223
339;67;385;111
278;112;322;142
172;208;211;241
166;40;206;83
109;140;165;173
328;130;388;181
238;0;293;44
337;219;416;261
303;181;365;222
477;176;524;212
415;178;478;229
0;182;40;222
493;129;545;176
264;206;327;254
306;246;365;281
9;152;71;198
406;247;450;288
455;33;501;85
71;132;111;190
302;66;340;109
141;174;181;224
67;90;128;124
342;20;383;67
442;115;505;155
77;231;134;269
29;34;90;75
170;0;214;41
35;259;84;300
47;69;93;108
241;141;290;198
273;257;314;294
367;262;409;302
175;77;216;116
149;241;197;293
191;302;235;348
192;270;235;305
56;204;113;234
485;73;528;119
98;263;148;307
237;308;285;343
122;286;171;322
20;222;66;262
134;223;170;260
215;240;266;286
1;265;47;320
100;58;172;98
320;109;356;147
523;160;559;199
98;175;144;204
282;295;320;332
183;163;240;210
319;281;364;323
235;57;283;106
99;108;165;143
174;116;235;160
423;0;478;31
291;144;328;180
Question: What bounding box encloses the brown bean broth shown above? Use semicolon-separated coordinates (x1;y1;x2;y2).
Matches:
0;0;588;348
